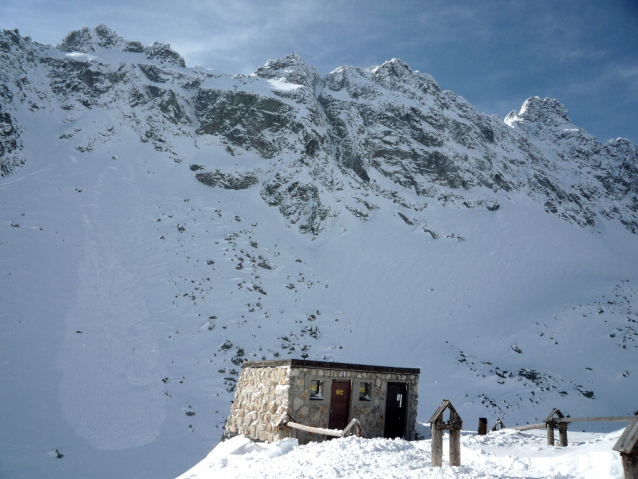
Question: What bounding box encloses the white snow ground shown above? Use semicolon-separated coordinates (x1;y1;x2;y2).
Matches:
177;427;625;479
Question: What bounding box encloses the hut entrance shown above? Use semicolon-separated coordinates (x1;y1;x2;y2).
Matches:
328;380;351;431
384;382;408;439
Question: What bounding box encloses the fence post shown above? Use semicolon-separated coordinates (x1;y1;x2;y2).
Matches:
490;418;505;432
546;421;555;446
429;399;463;467
621;453;638;479
544;409;565;446
478;418;487;436
449;428;461;466
558;423;568;447
431;426;443;467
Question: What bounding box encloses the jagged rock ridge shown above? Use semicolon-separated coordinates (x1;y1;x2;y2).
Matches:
1;25;637;233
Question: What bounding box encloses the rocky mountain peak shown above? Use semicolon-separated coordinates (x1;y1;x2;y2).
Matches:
504;96;571;129
1;29;638;235
254;53;319;88
57;24;125;53
374;58;412;77
369;58;440;96
144;42;186;67
0;29;30;53
56;25;185;67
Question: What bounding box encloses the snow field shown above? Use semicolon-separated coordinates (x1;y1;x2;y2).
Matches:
178;428;625;479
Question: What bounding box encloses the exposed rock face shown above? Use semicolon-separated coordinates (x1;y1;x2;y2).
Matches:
195;89;298;157
318;58;500;190
58;24;127;53
505;97;638;230
254;52;321;88
195;170;260;190
58;24;186;67
0;92;24;176
505;96;571;129
0;29;35;176
1;26;637;234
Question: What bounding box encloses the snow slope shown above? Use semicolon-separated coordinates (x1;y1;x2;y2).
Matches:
178;429;625;479
1;25;637;479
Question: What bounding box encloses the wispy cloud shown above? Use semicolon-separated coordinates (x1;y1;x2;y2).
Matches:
616;65;638;85
1;0;636;143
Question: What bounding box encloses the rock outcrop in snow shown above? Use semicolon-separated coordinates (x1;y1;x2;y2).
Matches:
1;26;637;233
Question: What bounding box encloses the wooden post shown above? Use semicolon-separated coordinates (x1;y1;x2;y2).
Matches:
544;408;565;446
621;453;638;479
449;428;461;466
558;423;568;447
613;415;638;479
431;427;443;467
490;418;506;432
546;422;555;446
429;400;463;468
478;418;487;436
275;412;289;440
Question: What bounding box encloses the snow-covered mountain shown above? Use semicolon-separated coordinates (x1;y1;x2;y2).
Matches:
1;25;637;479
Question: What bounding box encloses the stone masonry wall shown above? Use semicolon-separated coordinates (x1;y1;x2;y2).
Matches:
224;363;419;444
287;367;419;444
224;366;290;442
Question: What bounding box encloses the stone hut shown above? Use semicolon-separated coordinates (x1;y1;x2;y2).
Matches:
224;359;420;444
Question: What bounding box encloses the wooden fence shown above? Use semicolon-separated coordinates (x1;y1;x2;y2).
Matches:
508;409;635;447
275;413;365;439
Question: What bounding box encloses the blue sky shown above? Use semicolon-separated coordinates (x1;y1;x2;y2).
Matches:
2;0;637;144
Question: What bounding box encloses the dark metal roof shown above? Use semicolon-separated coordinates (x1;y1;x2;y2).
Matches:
241;359;420;375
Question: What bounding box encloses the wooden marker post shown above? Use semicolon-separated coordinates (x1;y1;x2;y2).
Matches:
429;400;463;467
544;409;565;446
449;427;461;466
431;425;443;467
478;417;487;436
546;421;555;446
558;423;568;447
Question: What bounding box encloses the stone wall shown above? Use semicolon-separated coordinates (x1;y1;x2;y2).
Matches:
223;365;290;442
287;367;419;444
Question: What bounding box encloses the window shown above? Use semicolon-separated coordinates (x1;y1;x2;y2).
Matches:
359;382;371;401
310;380;323;400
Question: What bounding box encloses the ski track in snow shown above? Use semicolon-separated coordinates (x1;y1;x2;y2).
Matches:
56;162;165;450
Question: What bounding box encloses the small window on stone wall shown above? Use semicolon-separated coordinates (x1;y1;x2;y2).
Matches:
310;380;323;400
359;382;371;401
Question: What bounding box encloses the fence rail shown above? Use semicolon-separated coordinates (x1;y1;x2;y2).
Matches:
507;413;636;447
550;416;634;424
275;413;366;439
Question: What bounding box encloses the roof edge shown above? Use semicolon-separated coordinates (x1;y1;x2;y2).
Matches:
241;359;420;375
